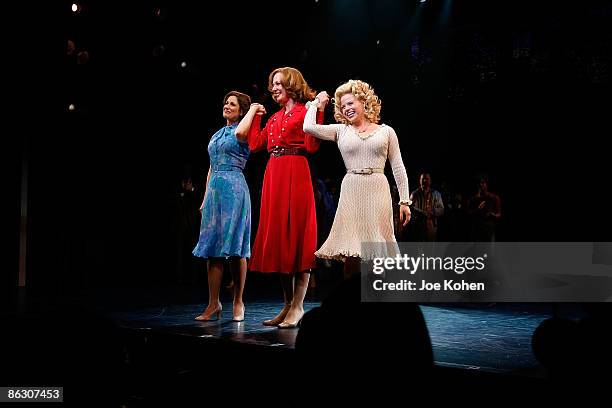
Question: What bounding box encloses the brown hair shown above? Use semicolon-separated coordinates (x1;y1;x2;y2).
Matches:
267;67;316;104
224;91;251;117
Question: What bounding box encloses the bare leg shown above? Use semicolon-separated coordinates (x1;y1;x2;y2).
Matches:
279;271;310;328
263;274;293;326
195;259;223;321
229;257;247;321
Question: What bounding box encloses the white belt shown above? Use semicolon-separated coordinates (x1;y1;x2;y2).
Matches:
347;168;384;175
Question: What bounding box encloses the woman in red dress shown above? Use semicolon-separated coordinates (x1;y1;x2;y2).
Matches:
236;67;326;328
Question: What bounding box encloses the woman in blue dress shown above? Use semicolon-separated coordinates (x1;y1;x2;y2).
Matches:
193;91;252;322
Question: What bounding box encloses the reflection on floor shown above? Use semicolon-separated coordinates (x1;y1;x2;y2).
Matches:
106;301;550;374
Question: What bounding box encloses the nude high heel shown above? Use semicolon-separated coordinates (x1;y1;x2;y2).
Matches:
195;304;222;321
262;304;290;326
232;303;245;322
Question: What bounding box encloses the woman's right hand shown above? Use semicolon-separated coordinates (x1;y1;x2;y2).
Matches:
250;103;266;116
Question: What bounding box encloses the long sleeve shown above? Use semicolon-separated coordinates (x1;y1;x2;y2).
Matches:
303;102;342;142
247;115;268;152
303;108;325;153
387;126;411;205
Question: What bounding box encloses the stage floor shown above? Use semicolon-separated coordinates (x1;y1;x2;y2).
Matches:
104;300;551;376
3;287;560;404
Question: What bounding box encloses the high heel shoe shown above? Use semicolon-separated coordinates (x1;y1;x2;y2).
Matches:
262;305;290;326
278;318;302;329
278;310;304;329
232;303;245;322
195;304;222;321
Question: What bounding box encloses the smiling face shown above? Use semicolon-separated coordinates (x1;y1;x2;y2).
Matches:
270;72;289;105
340;93;365;124
222;95;242;124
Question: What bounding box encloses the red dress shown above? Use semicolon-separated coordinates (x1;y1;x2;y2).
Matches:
248;103;323;273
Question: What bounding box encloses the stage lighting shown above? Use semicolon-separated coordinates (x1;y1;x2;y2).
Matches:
68;104;76;111
71;3;87;15
180;61;187;68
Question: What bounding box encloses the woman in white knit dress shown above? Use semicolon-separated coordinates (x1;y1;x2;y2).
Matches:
303;80;412;277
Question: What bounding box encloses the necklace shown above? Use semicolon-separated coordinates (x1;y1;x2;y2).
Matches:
355;122;369;133
354;122;372;140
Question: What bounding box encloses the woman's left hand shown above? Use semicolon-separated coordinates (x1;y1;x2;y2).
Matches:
399;205;412;226
315;91;330;109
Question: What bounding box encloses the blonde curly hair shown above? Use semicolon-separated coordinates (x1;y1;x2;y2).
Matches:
333;79;382;125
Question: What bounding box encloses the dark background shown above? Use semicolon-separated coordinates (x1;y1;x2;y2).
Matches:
10;0;611;295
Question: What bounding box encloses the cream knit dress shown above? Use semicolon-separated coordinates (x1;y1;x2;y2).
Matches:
303;103;411;260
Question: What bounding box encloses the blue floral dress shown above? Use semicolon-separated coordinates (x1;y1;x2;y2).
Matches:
192;124;251;258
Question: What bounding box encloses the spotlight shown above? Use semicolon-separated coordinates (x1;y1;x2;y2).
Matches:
68;104;76;111
71;3;88;15
180;61;187;68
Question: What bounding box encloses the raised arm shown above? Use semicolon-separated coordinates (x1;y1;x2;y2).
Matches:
236;103;267;151
387;126;411;205
303;99;342;142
